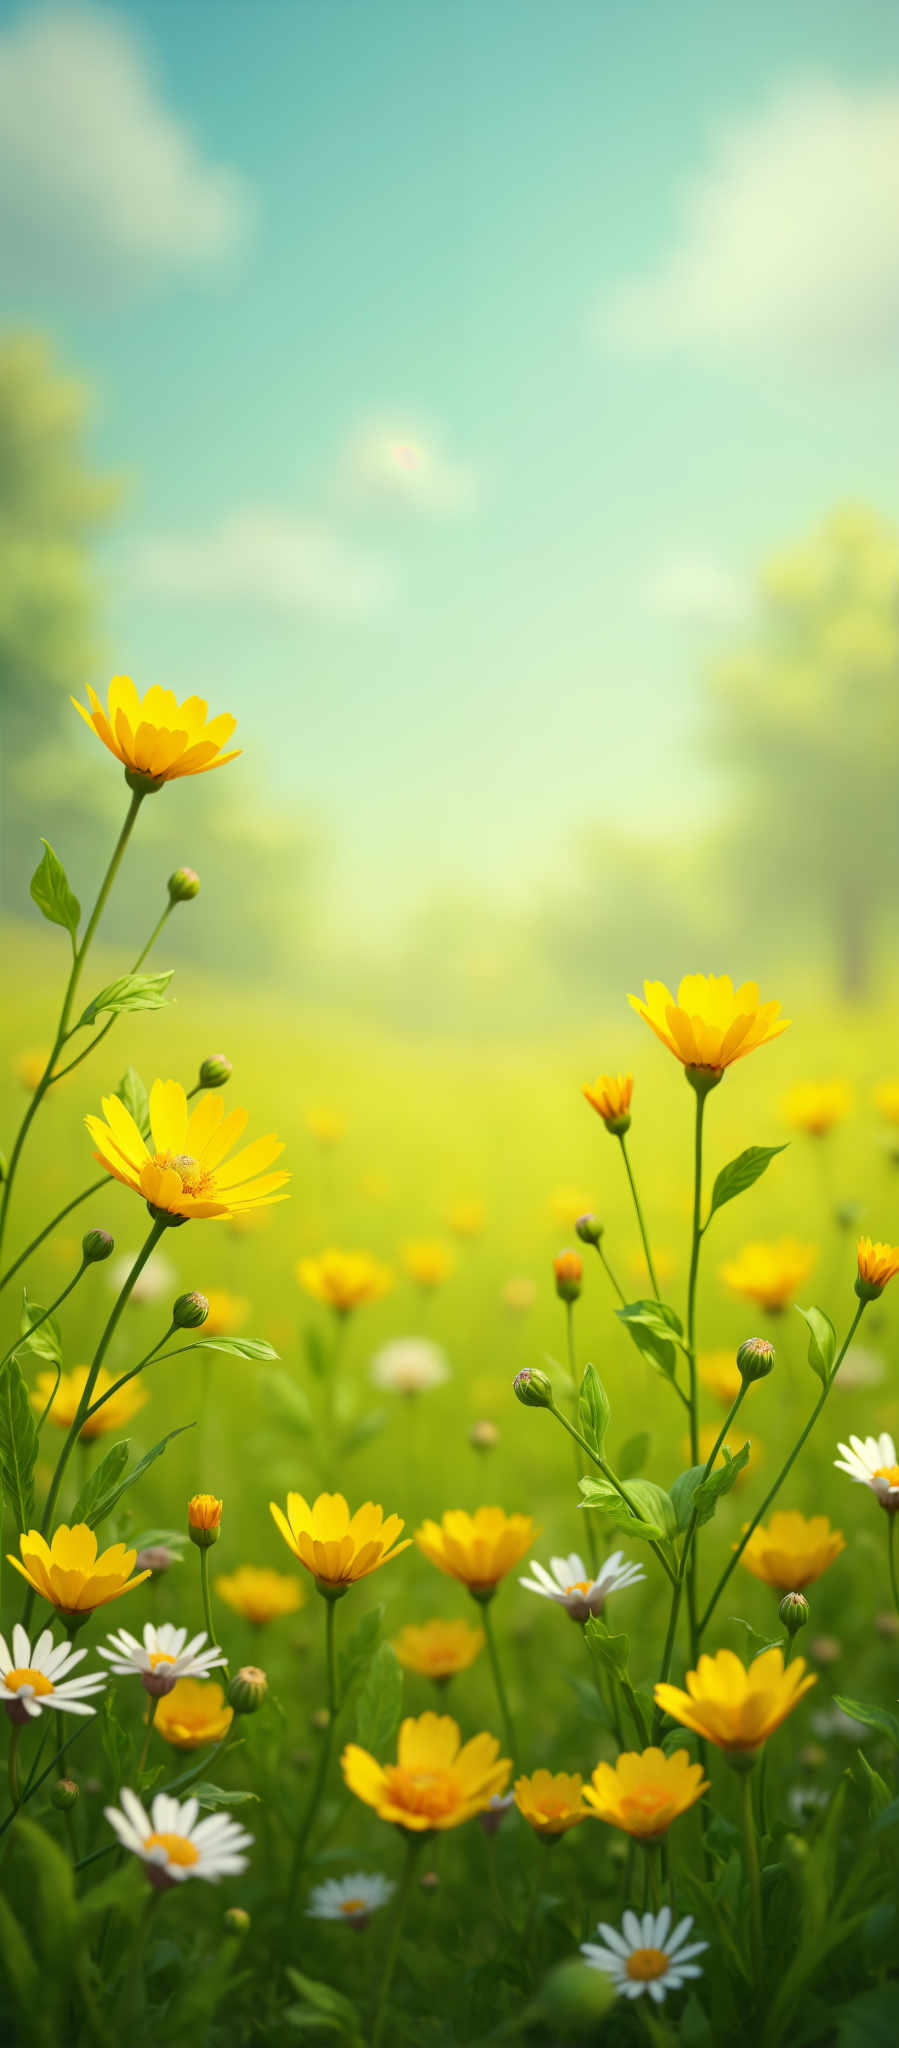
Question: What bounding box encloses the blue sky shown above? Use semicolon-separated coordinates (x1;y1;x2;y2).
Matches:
4;0;899;925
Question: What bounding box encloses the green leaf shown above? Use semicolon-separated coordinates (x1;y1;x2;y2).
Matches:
69;1439;130;1526
615;1299;685;1383
284;1969;363;2042
190;1336;279;1361
707;1144;788;1220
795;1303;837;1387
836;1983;899;2048
303;1323;330;1380
191;1783;259;1810
30;840;80;942
73;1423;192;1530
338;1605;384;1697
584;1615;629;1679
669;1443;751;1531
355;1642;403;1755
579;1474;676;1544
18;1297;62;1367
731;1617;784;1659
618;1430;650;1479
0;1357;38;1530
78;969;173;1029
116;1066;150;1137
834;1696;899;1750
577;1363;610;1458
851;1750;892;1820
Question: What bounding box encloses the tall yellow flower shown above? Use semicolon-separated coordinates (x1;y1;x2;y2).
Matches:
856;1237;899;1299
8;1525;151;1615
782;1081;851;1136
629;975;789;1074
392;1619;484;1682
86;1081;289;1223
583;1748;707;1841
514;1769;588;1838
401;1240;455;1290
216;1566;304;1626
30;1365;147;1439
296;1249;392;1314
71;676;240;783
342;1711;510;1831
720;1238;817;1312
582;1073;634;1131
154;1677;233;1749
269;1491;410;1592
654;1648;816;1754
415;1508;536;1598
738;1511;845;1591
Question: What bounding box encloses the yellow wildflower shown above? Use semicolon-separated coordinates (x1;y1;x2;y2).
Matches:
86;1081;289;1222
401;1240;455;1290
856;1237;899;1298
8;1525;151;1615
270;1491;410;1592
392;1619;484;1681
782;1081;851;1136
582;1073;634;1130
216;1566;304;1626
71;676;240;783
297;1249;392;1314
654;1647;816;1753
738;1510;845;1591
304;1107;347;1147
447;1200;485;1239
583;1748;707;1840
154;1677;233;1749
198;1290;250;1337
30;1365;147;1439
629;974;789;1074
698;1351;743;1406
342;1711;510;1831
514;1769;588;1837
415;1508;536;1598
720;1238;817;1312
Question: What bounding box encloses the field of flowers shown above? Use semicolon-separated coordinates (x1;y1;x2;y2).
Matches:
1;679;898;2047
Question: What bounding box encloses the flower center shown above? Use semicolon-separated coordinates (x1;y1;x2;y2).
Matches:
620;1787;668;1829
874;1464;899;1487
155;1151;214;1198
568;1580;593;1596
385;1765;460;1820
147;1651;176;1670
626;1947;670;1983
144;1830;199;1868
5;1667;53;1697
339;1898;367;1915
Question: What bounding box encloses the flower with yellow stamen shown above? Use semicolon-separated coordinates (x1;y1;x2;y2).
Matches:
198;1290;250;1337
30;1365;147;1439
629;974;789;1075
856;1237;899;1300
71;676;240;784
86;1080;289;1223
151;1678;233;1750
415;1508;537;1599
583;1748;707;1841
654;1647;816;1754
835;1432;899;1512
582;1073;634;1131
8;1525;151;1616
297;1249;392;1314
873;1082;899;1127
269;1491;410;1593
304;1107;347;1147
737;1511;845;1591
401;1240;455;1290
341;1711;510;1831
447;1199;485;1239
392;1619;484;1682
216;1566;304;1625
105;1787;251;1887
514;1769;588;1838
782;1081;851;1136
720;1238;817;1313
188;1495;223;1534
697;1351;743;1406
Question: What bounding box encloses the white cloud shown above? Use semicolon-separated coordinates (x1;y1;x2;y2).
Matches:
131;507;396;616
644;549;750;627
0;5;251;283
341;415;477;515
602;78;899;363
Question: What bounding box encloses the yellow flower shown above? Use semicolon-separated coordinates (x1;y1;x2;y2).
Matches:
71;675;240;783
304;1107;347;1147
188;1494;223;1533
629;974;789;1074
154;1677;233;1749
548;1187;594;1227
296;1249;392;1314
654;1647;816;1753
199;1290;250;1337
447;1199;485;1239
720;1238;817;1312
269;1491;410;1592
698;1351;743;1406
401;1240;455;1290
738;1510;845;1591
8;1524;151;1615
30;1365;147;1440
874;1082;899;1128
514;1769;588;1838
216;1565;304;1626
392;1619;484;1681
582;1073;634;1129
86;1080;289;1223
856;1237;899;1298
415;1508;537;1597
342;1711;510;1831
583;1747;707;1841
782;1081;851;1136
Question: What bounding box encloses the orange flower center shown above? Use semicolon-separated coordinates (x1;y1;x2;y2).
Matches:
568;1580;593;1596
156;1151;214;1199
620;1786;669;1830
339;1898;366;1915
5;1668;53;1697
384;1765;460;1821
148;1651;176;1670
144;1830;199;1868
874;1465;899;1487
626;1947;670;1983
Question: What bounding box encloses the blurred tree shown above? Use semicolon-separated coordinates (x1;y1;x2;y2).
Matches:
706;505;899;998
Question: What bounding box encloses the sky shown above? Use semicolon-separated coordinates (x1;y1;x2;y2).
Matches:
4;0;899;928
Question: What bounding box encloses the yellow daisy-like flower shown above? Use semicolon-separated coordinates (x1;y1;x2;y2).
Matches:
447;1200;486;1239
154;1677;233;1750
86;1080;289;1223
514;1769;588;1838
341;1711;510;1832
582;1073;634;1130
8;1525;151;1616
30;1365;147;1440
874;1082;899;1128
698;1351;743;1406
199;1290;250;1338
304;1107;347;1147
781;1081;851;1137
415;1508;537;1598
296;1249;392;1314
720;1238;817;1313
629;974;789;1075
392;1619;484;1682
216;1566;304;1626
583;1748;707;1841
654;1647;816;1754
269;1491;410;1593
737;1510;845;1591
856;1237;899;1299
401;1240;455;1290
71;676;240;784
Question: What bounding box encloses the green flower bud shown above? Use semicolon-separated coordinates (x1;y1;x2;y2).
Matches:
779;1592;810;1638
82;1228;115;1264
223;1905;250;1935
167;867;200;904
513;1366;553;1409
539;1958;616;2031
199;1053;232;1089
228;1666;268;1715
737;1336;775;1384
51;1778;79;1811
553;1250;583;1303
173;1291;209;1329
575;1213;604;1246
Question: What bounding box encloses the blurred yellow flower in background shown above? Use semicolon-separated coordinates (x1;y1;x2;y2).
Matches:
198;1290;250;1337
71;676;240;782
415;1508;536;1597
782;1081;852;1135
401;1240;455;1290
584;1748;707;1840
720;1238;817;1312
629;975;789;1073
342;1712;510;1831
447;1199;486;1238
392;1619;484;1681
155;1677;233;1749
655;1648;816;1753
514;1769;588;1837
501;1276;537;1312
582;1072;633;1129
304;1107;347;1147
15;1049;53;1092
738;1510;845;1590
87;1081;289;1222
627;1245;676;1286
297;1249;392;1313
697;1351;743;1405
270;1491;410;1590
548;1187;594;1226
30;1365;147;1439
216;1565;304;1625
873;1082;899;1126
8;1525;151;1615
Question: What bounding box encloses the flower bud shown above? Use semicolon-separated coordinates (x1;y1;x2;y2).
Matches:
575;1213;604;1246
737;1336;775;1385
310;1706;331;1733
82;1228;114;1264
135;1543;176;1575
779;1591;810;1639
684;1064;725;1098
199;1054;232;1090
553;1250;583;1303
188;1494;222;1546
51;1777;79;1811
513;1366;553;1409
469;1419;499;1453
167;867;200;904
419;1870;440;1892
228;1666;268;1715
540;1958;616;2030
173;1291;209;1330
223;1906;250;1936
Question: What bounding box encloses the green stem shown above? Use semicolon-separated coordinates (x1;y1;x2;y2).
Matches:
285;1593;341;1912
740;1767;764;1986
83;1323;177;1419
590;1241;628;1307
618;1133;660;1299
199;1547;226;1673
371;1834;422;2048
0;1175;110;1295
565;1304;598;1572
652;1384;749;1738
549;1402;677;1584
683;1086;709;1662
0;1262;88;1377
888;1515;899;1619
480;1597;518;1763
49;903;175;1086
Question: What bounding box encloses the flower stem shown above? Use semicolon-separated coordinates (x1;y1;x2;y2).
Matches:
589;1240;628;1307
371;1834;422;2048
199;1547;226;1674
652;1384;749;1739
0;1260;89;1377
618;1133;660;1300
740;1767;764;1987
565;1304;598;1572
285;1594;340;1915
888;1514;899;1618
549;1402;677;1584
0;1175;110;1296
480;1597;518;1763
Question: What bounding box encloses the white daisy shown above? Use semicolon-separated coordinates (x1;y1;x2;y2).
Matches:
519;1550;645;1622
0;1625;106;1723
834;1432;899;1511
306;1872;395;1925
369;1337;451;1396
105;1788;252;1890
108;1249;178;1305
97;1623;227;1696
581;1907;708;2004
